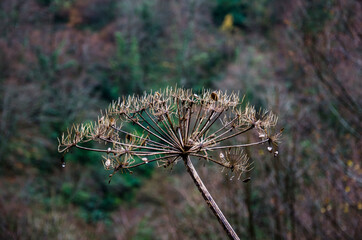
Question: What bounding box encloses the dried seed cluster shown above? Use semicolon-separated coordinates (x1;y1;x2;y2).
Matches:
58;87;281;180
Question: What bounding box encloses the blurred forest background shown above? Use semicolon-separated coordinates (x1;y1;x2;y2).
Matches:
0;0;361;239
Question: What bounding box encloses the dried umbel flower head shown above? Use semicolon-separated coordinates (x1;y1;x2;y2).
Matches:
58;87;281;240
58;87;280;179
219;148;253;179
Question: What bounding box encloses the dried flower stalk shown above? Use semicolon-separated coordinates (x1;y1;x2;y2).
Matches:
58;87;281;240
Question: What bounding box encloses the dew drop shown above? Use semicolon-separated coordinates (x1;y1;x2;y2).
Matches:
105;159;111;167
230;175;235;181
142;157;149;164
267;146;273;152
274;151;279;157
219;152;225;159
259;133;266;138
61;156;66;168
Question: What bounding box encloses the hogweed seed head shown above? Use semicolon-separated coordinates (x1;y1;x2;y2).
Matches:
58;87;281;181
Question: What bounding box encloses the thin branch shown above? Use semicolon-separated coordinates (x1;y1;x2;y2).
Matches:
122;154;179;169
111;125;178;151
190;153;229;168
207;138;269;151
213;125;254;144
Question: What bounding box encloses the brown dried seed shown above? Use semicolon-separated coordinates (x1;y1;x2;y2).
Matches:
211;92;218;101
109;117;115;126
242;177;251;183
126;134;133;141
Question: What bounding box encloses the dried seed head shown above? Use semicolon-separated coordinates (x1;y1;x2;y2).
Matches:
220;148;252;178
58;87;280;180
269;128;283;147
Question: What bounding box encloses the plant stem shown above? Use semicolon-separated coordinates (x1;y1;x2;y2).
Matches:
182;155;240;240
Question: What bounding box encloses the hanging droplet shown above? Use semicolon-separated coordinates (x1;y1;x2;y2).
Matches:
259;133;266;138
105;159;111;168
274;151;279;157
267;146;273;152
107;147;112;154
142;157;149;164
61;156;66;168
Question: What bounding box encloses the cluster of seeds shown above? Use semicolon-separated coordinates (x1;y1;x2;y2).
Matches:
58;87;281;181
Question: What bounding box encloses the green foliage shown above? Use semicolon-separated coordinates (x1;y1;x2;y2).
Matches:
61;182;73;199
73;190;92;205
76;0;117;31
300;0;334;35
110;33;143;95
36;0;74;8
33;42;78;83
212;0;275;31
133;218;155;240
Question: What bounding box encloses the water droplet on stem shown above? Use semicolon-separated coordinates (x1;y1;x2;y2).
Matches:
61;156;66;168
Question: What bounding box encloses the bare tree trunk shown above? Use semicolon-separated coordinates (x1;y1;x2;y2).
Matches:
182;156;240;240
